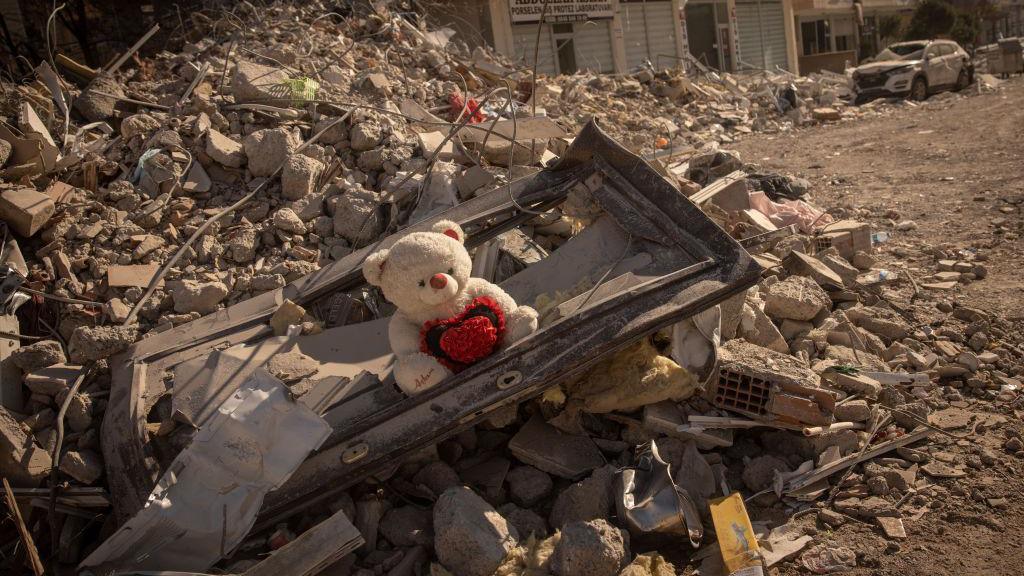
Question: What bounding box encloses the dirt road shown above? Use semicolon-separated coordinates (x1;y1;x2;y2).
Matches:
728;80;1024;575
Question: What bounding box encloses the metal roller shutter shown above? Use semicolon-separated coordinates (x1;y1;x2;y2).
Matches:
573;20;616;73
621;1;680;70
736;0;789;72
513;24;557;76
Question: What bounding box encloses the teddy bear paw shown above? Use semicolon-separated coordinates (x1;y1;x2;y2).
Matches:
505;305;539;343
394;353;452;395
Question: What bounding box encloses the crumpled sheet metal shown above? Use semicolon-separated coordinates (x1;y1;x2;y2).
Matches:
80;369;331;574
615;440;703;547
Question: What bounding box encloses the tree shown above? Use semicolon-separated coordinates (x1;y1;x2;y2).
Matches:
904;0;957;40
877;14;904;44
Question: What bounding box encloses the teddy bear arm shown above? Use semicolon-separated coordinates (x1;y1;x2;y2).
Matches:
388;314;422;355
464;278;519;314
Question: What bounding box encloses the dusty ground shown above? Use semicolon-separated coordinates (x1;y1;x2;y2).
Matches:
727;78;1024;575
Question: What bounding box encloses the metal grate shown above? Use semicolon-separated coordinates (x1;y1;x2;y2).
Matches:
814;236;833;252
714;367;771;416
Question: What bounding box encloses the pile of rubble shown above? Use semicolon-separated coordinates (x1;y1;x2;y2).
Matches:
1;1;1020;575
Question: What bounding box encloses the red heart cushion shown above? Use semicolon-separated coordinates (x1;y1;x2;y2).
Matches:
439;315;498;364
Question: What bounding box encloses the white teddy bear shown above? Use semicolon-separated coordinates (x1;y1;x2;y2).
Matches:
363;220;539;395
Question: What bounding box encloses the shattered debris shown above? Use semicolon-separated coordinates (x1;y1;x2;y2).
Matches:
0;1;1020;575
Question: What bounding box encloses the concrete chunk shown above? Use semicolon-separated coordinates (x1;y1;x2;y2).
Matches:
509;415;604;480
764;275;831;321
231;59;290;104
1;406;51;486
169;279;230;315
206;129;246;168
551;519;628;576
281;154;324;200
434;486;518;576
0;188;55;237
244;128;300;177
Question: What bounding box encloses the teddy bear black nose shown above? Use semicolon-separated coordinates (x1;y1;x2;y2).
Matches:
430;274;447;289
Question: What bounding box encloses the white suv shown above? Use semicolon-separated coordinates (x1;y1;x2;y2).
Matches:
852;40;973;104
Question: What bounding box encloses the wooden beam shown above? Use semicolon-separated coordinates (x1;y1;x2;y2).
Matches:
242;509;363;576
3;478;45;576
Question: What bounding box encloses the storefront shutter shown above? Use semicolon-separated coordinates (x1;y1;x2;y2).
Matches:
735;0;789;71
512;23;557;76
621;1;680;70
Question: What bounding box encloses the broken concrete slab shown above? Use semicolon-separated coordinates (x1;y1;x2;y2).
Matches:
509;415;605;480
231;59;291;104
205;129;246;168
551;519;628;576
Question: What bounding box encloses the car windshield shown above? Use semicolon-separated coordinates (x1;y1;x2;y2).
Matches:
876;43;927;60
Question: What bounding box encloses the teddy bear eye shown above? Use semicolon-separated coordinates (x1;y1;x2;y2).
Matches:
447;268;454;275
418;280;426;287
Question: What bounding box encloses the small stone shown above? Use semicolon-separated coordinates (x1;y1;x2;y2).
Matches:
507;465;553;507
742;455;791;492
498;503;549;539
250;274;286;292
59;449;103;484
896;220;917;231
1005;437;1023;452
65;393;93;433
169;280;229;315
231;60;290;104
270;300;306;336
818;508;846;527
551;519;628;576
74;75;123;121
68;324;140;363
272;207;306;235
350;121;383;152
281;155;324;200
206;129;246;168
549;465;615;529
413;461;462;497
835;399;871;422
10;340;66;373
434;487;518;576
228;227;259;263
244;128;300;177
332;187;384;248
379;505;433;547
867;475;889;495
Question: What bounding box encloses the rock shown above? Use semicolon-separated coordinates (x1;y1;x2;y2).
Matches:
270;299;305;336
272;207;306;234
412;461;461;496
66;393;93;432
74;75;124;121
350;121;383;152
244;128;300;177
23;364;80;395
10;340;66;373
834;496;896;518
551;519;628;576
507;465;553;507
59;449;103;484
812;107;841;121
206;129;247;168
818;508;846;527
332;187;384;248
121;113;161;140
169;280;229;315
282;154;324;200
231;60;291;104
498;503;549;539
228;226;260;263
0;138;11;166
1;406;52;485
742;455;791;492
434;487;518;576
1005;437;1023;452
845;306;910;342
250;274;286;292
834;399;871;422
619;553;675;576
0;188;56;237
764;276;831;321
379;505;433;547
68;324;139;363
851;251;875;271
867;475;888;495
549;465;615;529
896;220;917;231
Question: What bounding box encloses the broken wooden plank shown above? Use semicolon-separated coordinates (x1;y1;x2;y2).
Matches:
3;477;45;576
243;508;362;576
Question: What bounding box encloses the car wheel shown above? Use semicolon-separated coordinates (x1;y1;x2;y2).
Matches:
909;77;928;101
955;69;969;91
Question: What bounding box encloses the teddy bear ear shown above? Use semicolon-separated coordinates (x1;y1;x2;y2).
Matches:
431;220;464;244
362;249;389;286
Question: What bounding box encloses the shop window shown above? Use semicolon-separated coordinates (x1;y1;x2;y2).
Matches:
832;16;855;53
801;20;831;56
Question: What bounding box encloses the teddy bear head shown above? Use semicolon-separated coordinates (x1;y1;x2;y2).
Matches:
362;220;472;317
